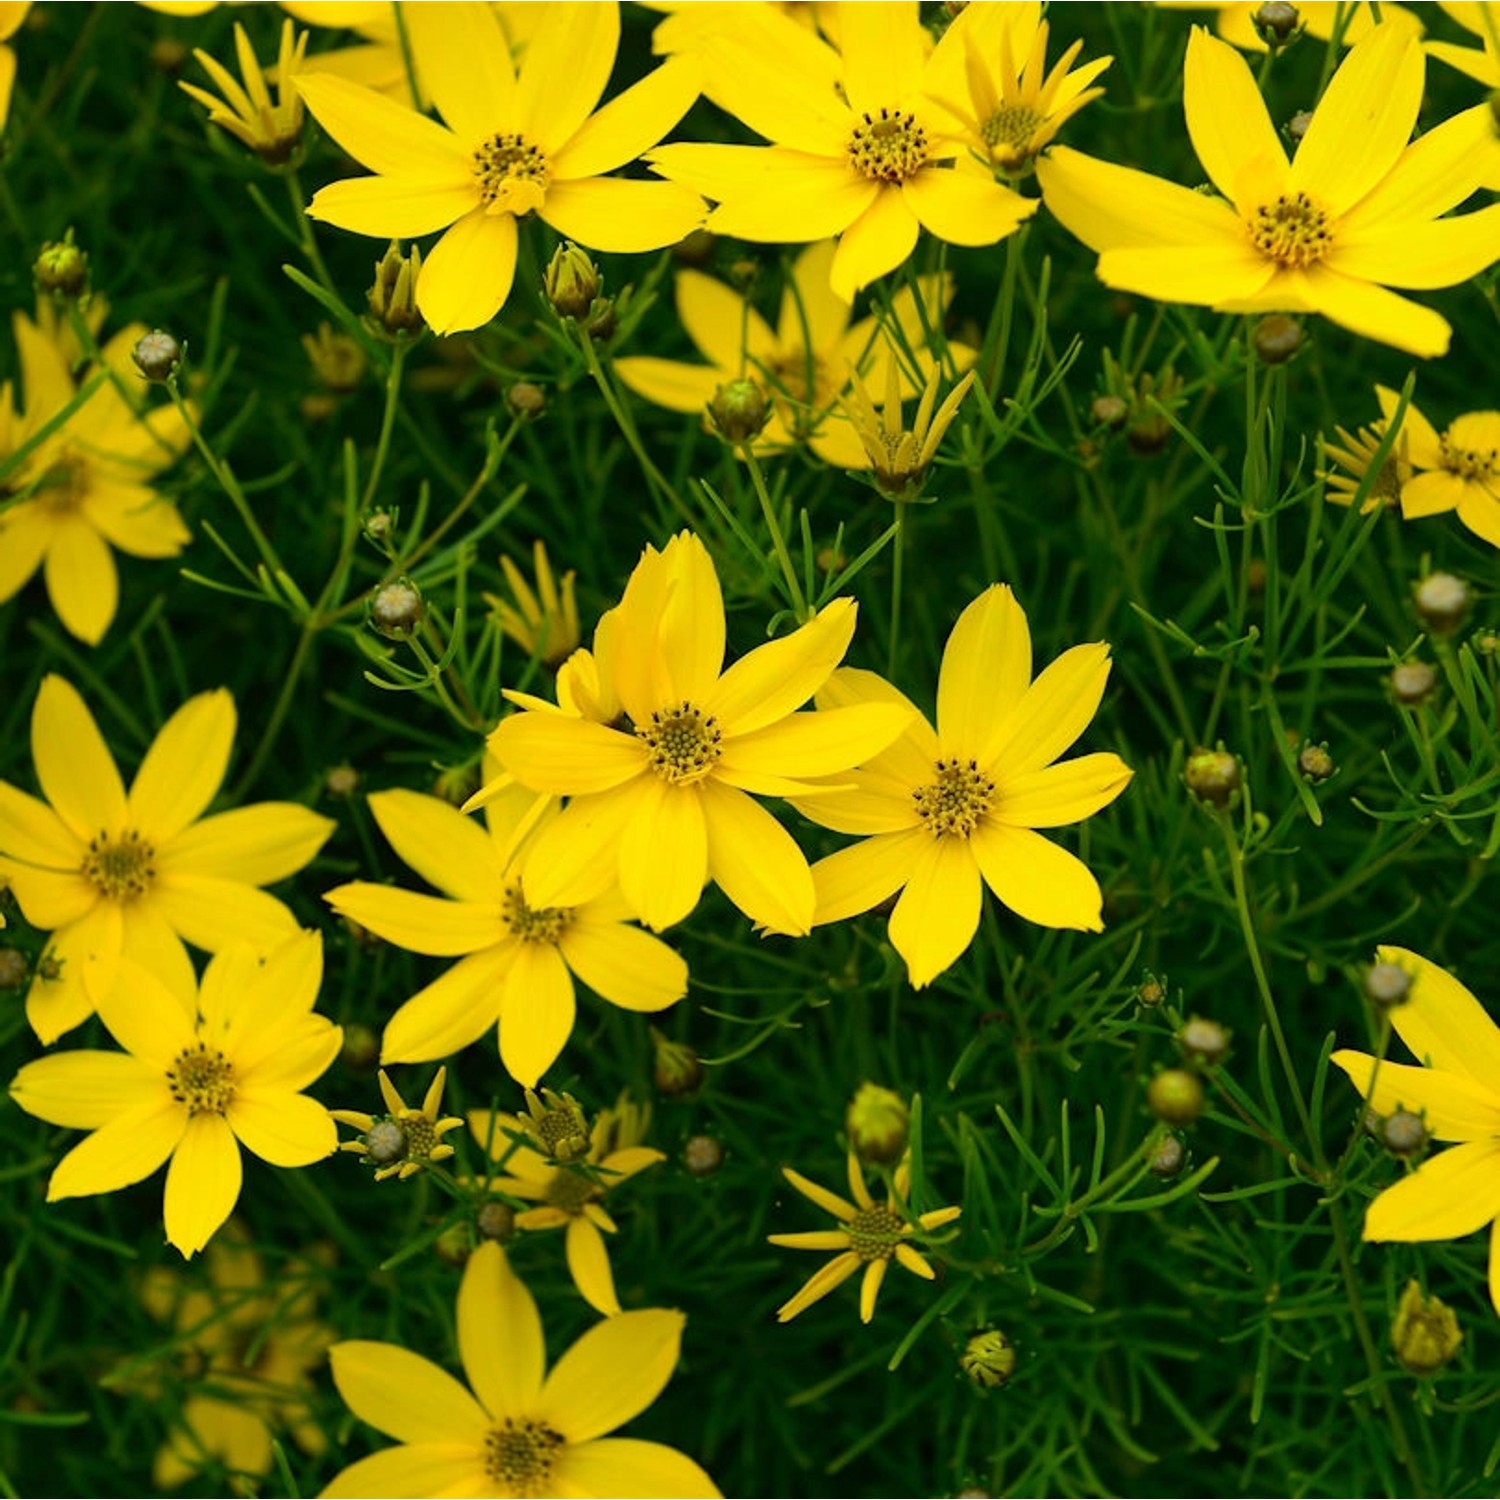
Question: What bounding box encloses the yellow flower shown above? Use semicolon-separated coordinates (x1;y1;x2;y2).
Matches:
648;2;1036;301
1374;385;1500;546
770;1148;961;1323
841;345;974;500
8;932;341;1258
325;783;687;1086
792;585;1132;988
486;538;581;668
1036;24;1500;358
181;20;309;165
615;240;976;469
1155;0;1422;52
924;1;1112;176
1321;411;1412;512
1331;947;1500;1317
0;676;335;1043
281;2;420;106
1428;0;1500;119
0;309;192;644
469;1094;663;1317
296;2;704;335
319;1241;719;1498
331;1066;464;1182
487;531;912;936
0;2;30;129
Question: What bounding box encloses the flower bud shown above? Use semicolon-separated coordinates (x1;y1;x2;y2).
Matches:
363;1118;409;1167
1148;1133;1187;1178
1147;1068;1205;1126
34;235;89;298
1136;975;1166;1007
1363;961;1411;1009
1252;315;1302;365
1390;661;1436;706
1253;1;1301;44
845;1083;909;1165
324;763;360;799
583;299;617;342
1090;394;1128;428
1176;1016;1231;1067
1185;747;1242;808
339;1022;380;1072
1392;1280;1462;1375
1285;108;1313;146
150;37;189;73
683;1134;725;1177
368;578;425;639
1475;628;1500;656
1380;1110;1428;1158
506;381;546;419
959;1329;1016;1389
707;379;771;445
366;241;425;339
651;1026;705;1096
434;1223;471;1265
303;323;366;394
363;509;395;549
131;329;183;383
523;1088;592;1163
1413;572;1470;635
476;1200;516;1241
1297;742;1335;782
672;229;716;267
544;242;601;320
0;949;27;989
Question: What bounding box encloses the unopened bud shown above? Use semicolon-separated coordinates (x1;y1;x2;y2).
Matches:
1413;572;1470;634
583;298;617;342
707;379;770;444
1363;961;1411;1009
845;1083;909;1165
1392;1280;1462;1375
368;578;424;639
1380;1110;1428;1158
366;241;425;339
683;1134;725;1177
1474;628;1500;656
1247;558;1268;594
1176;1016;1231;1067
1148;1133;1187;1178
959;1329;1016;1389
1298;742;1335;782
1390;661;1436;706
544;242;601;320
1253;1;1301;44
476;1200;515;1241
1137;975;1166;1007
1147;1068;1205;1126
1185;747;1242;808
1285;108;1314;146
364;1118;408;1166
651;1026;705;1096
34;235;88;298
339;1022;379;1072
363;509;395;548
324;763;360;799
303;323;366;394
150;36;188;73
507;381;546;419
433;1223;470;1265
1091;394;1128;428
0;949;27;989
131;329;182;383
523;1088;591;1163
1253;314;1303;365
672;229;716;267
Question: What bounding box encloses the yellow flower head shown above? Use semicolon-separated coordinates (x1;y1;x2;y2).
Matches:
319;1240;719;1498
1331;946;1500;1317
0;676;334;1043
1321;413;1412;512
1374;385;1500;547
770;1148;962;1323
9;932;341;1258
1037;23;1500;357
485;538;581;668
331;1066;464;1182
468;1096;664;1318
180;20;310;165
486;531;913;936
793;585;1133;989
296;2;704;334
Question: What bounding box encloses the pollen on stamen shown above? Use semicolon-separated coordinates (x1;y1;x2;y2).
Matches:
1249;192;1331;268
81;829;157;902
637;701;723;786
483;1419;565;1497
472;131;549;214
501;882;572;945
846;1204;906;1262
167;1044;236;1117
847;107;930;184
912;758;995;838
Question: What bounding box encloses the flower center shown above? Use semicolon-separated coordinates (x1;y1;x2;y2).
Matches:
912;758;995;838
364;1118;408;1165
167;1044;236;1117
482;1419;565;1496
546;1167;604;1215
1440;434;1499;483
980;104;1045;164
397;1112;436;1160
637;701;723;786
82;829;156;902
473;131;549;215
1248;192;1331;267
848;108;930;183
501;882;572;945
846;1204;906;1262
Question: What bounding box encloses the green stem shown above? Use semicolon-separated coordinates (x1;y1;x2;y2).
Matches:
742;445;810;620
281;166;337;297
888;502;907;677
577;331;686;520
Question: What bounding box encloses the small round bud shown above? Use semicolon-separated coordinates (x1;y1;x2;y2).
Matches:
150;36;188;73
544;242;601;320
366;241;425;339
1380;1110;1428;1158
1252;314;1303;365
506;381;546;419
1247;558;1268;594
339;1023;380;1072
1136;976;1166;1007
368;578;425;639
1473;628;1500;656
433;1223;470;1265
35;953;64;983
131;329;182;383
584;299;617;342
1185;747;1242;808
1176;1016;1231;1067
34;236;88;298
1091;394;1129;428
845;1083;909;1166
1253;1;1301;43
1392;1280;1462;1375
651;1027;705;1096
363;509;394;548
1390;661;1436;706
1363;961;1411;1009
364;1118;409;1166
1285;108;1314;146
1147;1068;1205;1126
1149;1133;1187;1178
959;1329;1016;1389
1413;572;1470;635
707;379;771;444
0;949;28;989
324;763;360;799
816;546;847;574
683;1134;725;1177
303;323;366;394
476;1200;516;1241
672;229;717;267
1297;742;1335;782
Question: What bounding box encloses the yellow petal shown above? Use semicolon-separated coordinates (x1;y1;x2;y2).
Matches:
656;531;725;707
936;585;1032;764
563;1214;620;1317
44;521;118;645
995;752;1133;829
537;1306;686;1440
416;209;518;336
1295;265;1450;358
554;1438;721;1500
787;776;921;837
775;1250;861;1320
767;1230;853;1251
163;1113;242;1257
1328;1052;1500;1141
721;704;912;793
12;309;74;417
81;484;190;560
858;1258;888;1323
901;166;1037;247
1363;1139;1500;1242
119;900;198;1016
150;874;299;952
553;57;700;179
782;1165;857;1221
810;828;929;925
228;1090;336;1168
367;788;504;901
1456;489;1500;548
558;916;688;1012
9;1049;158;1130
615;355;725;415
894;1241;936;1278
1397;470;1464;519
402;0;515;141
307;173;478;237
1327;205;1500;290
515;0;618;154
1491;1220;1500;1321
828;188;920;302
1378;946;1500;1087
162;802;334;886
620;780;706;933
47;1094;186;1201
969;822;1103;931
781;239;849;356
701;781;812;936
814;666;939;782
1093;242;1278;305
324;882;506;957
380;949;509;1063
1;861;97;930
1339;101;1500;229
209;929;322;1062
543;176;705;253
457;1242;543;1422
1374;385;1444;468
986;642;1112;779
887;834;983;988
317;1445;486;1500
32;676;126;844
1182;27;1286;204
328;1340;491;1446
0;503;49;602
499;940;576;1089
707;154;879;244
294;70;468;178
838;0;926;112
519;785;640;909
25;899;123;1045
125;691;234;845
489;713;648;795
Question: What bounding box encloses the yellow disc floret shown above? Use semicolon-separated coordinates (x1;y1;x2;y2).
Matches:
82;829;157;902
1248;192;1331;268
848;108;930;183
637;701;723;785
483;1420;565;1497
167;1045;236;1117
473;132;549;215
912;758;995;838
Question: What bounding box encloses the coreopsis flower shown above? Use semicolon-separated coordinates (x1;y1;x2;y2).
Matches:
0;309;192;644
1321;411;1412;511
8;932;341;1258
281;2;419;106
323;782;687;1086
0;3;30;129
648;2;1036;301
331;1067;463;1181
841;346;975;500
469;1094;663;1316
1331;946;1500;1316
1036;25;1500;358
181;20;309;166
615;240;976;469
486;531;912;935
485;539;580;668
792;585;1132;988
295;2;704;335
770;1148;961;1323
0;676;334;1043
319;1240;719;1498
923;1;1112;176
1374;385;1500;546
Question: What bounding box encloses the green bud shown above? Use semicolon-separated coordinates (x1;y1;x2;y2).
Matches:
1147;1068;1205;1126
1392;1280;1462;1375
960;1329;1016;1388
35;234;89;299
544;242;601;320
707;379;771;445
845;1083;909;1165
366;240;425;339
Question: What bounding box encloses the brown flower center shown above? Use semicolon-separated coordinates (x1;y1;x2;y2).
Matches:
980;104;1045;163
913;758;995;838
846;1204;906;1262
82;829;157;902
848;108;930;183
167;1044;236;1117
501;882;572;945
1441;434;1499;484
1248;192;1331;268
546;1166;604;1215
637;701;723;786
473;131;549;214
483;1419;565;1496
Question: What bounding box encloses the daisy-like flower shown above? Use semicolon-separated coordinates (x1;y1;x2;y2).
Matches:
648;2;1036;301
469;1094;663;1316
331;1067;463;1182
1321;411;1413;512
1331;947;1500;1316
615;240;976;470
323;781;687;1087
486;538;581;668
0;309;192;645
792;585;1132;989
181;20;309;165
295;2;704;335
1373;384;1500;546
280;2;420;106
320;1240;719;1498
1036;24;1500;358
8;932;341;1258
0;676;334;1044
486;531;912;936
771;1148;962;1323
923;0;1112;177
